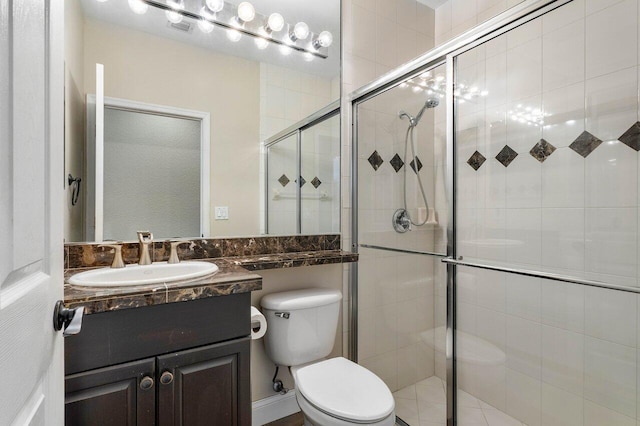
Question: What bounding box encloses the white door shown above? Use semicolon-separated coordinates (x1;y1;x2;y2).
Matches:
0;0;65;424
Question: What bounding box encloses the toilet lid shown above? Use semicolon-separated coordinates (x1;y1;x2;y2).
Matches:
293;357;395;423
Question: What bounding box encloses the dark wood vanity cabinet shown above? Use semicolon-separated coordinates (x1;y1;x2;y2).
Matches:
157;339;250;426
65;358;156;425
64;294;251;426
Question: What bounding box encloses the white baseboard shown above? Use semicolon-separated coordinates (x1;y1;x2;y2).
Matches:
252;390;301;426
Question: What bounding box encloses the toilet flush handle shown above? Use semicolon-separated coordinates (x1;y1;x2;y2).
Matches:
275;312;290;319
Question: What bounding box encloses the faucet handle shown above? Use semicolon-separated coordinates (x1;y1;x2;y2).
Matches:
168;241;189;264
99;243;125;268
137;231;153;243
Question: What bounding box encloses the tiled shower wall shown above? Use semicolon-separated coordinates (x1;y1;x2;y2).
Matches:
454;0;640;424
435;0;525;46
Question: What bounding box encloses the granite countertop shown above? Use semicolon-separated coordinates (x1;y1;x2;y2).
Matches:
65;250;358;315
65;260;262;314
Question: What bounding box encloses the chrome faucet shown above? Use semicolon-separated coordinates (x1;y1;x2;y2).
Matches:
137;231;153;265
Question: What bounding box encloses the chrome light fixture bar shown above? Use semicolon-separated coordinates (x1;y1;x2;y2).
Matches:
135;0;332;59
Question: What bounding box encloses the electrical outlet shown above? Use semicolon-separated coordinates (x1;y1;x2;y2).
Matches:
214;206;229;220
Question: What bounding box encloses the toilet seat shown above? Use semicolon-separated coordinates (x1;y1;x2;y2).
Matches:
292;357;395;424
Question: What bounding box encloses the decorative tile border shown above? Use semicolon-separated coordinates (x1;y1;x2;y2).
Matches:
65;234;341;269
464;121;640;170
366;150;424;174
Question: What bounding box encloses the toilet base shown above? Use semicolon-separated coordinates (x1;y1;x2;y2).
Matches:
296;390;396;426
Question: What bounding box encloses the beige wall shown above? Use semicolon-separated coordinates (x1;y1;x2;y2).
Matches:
83;18;261;237
250;264;344;401
64;0;85;242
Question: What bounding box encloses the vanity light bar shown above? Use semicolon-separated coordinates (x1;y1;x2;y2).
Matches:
135;0;331;59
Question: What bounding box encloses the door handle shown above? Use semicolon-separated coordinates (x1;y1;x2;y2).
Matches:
53;300;85;337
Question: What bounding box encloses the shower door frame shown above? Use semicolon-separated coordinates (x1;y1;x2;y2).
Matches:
348;0;573;424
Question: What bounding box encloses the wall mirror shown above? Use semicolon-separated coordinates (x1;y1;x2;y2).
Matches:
64;0;341;242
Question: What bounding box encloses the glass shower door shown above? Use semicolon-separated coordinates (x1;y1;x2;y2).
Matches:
453;1;640;424
266;133;298;235
354;62;449;426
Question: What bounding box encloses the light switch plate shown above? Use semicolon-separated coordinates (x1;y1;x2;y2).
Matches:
215;206;229;220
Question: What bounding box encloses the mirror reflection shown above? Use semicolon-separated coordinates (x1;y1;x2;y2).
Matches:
64;0;341;242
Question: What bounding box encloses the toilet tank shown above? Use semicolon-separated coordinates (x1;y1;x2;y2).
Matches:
261;288;342;367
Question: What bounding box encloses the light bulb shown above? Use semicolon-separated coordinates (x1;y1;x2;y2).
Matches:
292;22;309;40
128;0;148;14
237;2;255;23
198;18;214;33
280;45;292;55
95;0;108;3
254;37;268;49
165;0;183;23
227;29;242;42
304;52;314;62
266;13;284;32
166;10;183;23
315;30;333;48
205;0;224;13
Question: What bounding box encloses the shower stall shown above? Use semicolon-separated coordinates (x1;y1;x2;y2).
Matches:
350;0;640;425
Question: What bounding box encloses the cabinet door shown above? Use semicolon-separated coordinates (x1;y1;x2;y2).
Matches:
65;358;156;426
157;338;250;426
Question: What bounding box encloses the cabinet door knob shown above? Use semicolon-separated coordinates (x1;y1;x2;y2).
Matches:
140;376;154;390
160;371;174;385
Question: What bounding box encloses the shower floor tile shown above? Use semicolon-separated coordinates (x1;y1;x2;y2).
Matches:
393;377;526;426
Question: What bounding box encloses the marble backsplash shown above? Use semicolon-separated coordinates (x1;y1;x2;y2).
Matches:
65;234;341;269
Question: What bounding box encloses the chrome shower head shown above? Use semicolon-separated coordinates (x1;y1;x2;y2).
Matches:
424;97;440;108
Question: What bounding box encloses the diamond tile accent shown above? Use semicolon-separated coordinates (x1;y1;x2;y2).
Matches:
619;122;640;151
277;174;290;187
467;151;486;170
529;139;556;163
390;153;404;172
298;176;306;188
495;145;518;167
311;177;322;188
569;131;602;158
368;150;384;171
409;156;423;173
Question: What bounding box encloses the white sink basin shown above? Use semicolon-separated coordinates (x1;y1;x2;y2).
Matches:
68;261;219;287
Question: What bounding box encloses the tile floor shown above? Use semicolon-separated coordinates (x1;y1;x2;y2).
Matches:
393;376;526;426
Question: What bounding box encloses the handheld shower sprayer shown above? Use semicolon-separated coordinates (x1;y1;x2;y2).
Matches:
394;96;440;233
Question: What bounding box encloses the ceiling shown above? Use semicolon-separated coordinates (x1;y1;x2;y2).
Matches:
80;0;341;78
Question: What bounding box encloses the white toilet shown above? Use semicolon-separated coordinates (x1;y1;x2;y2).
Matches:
261;288;395;426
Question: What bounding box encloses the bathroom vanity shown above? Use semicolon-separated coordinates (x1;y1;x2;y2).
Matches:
62;235;357;425
63;261;262;426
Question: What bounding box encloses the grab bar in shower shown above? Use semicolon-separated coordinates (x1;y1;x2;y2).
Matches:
442;257;640;295
359;244;447;258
